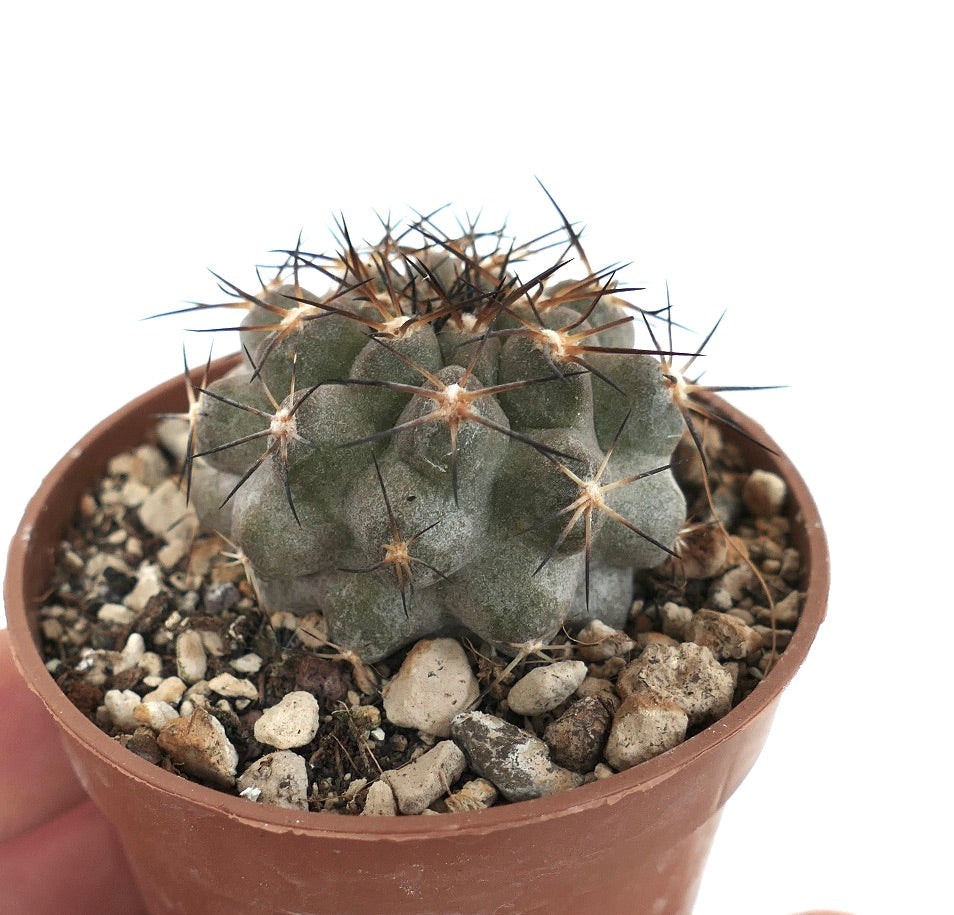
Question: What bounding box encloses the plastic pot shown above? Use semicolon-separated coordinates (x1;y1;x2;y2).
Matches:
5;356;829;915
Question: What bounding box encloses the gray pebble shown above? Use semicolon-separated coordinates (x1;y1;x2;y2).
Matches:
451;711;583;802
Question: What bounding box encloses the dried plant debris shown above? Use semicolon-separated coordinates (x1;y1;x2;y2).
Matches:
38;425;803;816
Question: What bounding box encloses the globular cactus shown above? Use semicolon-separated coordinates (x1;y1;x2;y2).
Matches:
179;211;691;661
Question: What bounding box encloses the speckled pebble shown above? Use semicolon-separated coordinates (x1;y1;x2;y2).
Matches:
685;608;763;660
604;693;689;770
617;642;734;727
237;750;309;810
207;672;259;701
382;638;479;737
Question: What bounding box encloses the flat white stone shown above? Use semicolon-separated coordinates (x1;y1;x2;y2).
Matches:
133;700;180;731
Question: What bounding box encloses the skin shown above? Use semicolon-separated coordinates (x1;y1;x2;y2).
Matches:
0;630;146;914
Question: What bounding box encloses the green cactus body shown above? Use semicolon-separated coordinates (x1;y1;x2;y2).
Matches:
188;219;687;661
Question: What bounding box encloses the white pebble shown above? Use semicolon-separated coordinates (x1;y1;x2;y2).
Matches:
361;780;398;817
742;469;787;516
254;691;320;749
114;633;146;673
133;700;180;731
507;660;588;716
231;653;263;675
104;689;141;732
97;603;137;626
382;638;479;738
382;741;467;815
208;673;259;701
176;631;207;684
125;564;163;613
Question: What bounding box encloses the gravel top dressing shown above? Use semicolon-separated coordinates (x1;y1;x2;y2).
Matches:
36;421;802;816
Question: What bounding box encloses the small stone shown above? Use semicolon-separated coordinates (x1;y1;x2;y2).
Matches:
208;673;259;701
96;603;137;626
114;633;146;673
237;751;309;811
743;469;787;516
382;638;479;738
659;602;693;640
142;676;187;706
124;564;164;613
451;711;583;802
755;589;802;628
507;660;588;716
361;779;398;816
574;676;621;712
104;689;141;732
198;630;225;657
604;693;689;770
543;697;612;772
204;581;241;615
575;620;635;662
254;691;320;749
138;479;198;543
673;523;730;579
685;609;763;661
133;700;180;731
617;642;734;727
708;564;756;611
444;778;499;813
231;653;263;675
157;707;239;788
175;631;208;684
382;741;467;815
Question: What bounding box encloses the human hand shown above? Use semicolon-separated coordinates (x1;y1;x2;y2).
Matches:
0;629;147;915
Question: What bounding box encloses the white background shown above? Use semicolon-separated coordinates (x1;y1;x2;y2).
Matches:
1;3;950;913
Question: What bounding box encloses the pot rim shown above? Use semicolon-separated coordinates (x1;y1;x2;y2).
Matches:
4;356;829;841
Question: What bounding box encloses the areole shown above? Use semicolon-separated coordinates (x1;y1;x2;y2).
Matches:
5;355;829;915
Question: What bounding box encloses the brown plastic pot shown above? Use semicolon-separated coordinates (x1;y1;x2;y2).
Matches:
5;356;828;915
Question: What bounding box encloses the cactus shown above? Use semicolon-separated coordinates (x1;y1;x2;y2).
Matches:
175;208;694;662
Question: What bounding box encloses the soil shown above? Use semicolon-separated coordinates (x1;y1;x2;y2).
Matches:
36;422;803;815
